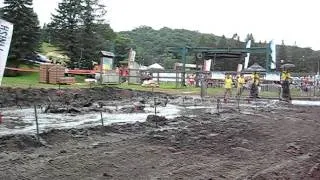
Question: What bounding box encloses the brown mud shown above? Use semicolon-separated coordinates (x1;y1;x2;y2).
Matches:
0;87;172;108
0;87;320;179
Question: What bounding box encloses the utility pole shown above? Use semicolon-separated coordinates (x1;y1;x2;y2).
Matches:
181;47;187;87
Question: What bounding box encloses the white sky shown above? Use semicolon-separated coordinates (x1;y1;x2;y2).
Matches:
2;0;320;50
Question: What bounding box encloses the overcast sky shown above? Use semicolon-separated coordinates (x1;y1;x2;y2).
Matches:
2;0;320;50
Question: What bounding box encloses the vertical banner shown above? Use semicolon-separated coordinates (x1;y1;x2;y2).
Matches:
0;19;14;85
270;40;276;70
244;40;251;69
203;59;212;72
128;49;136;69
237;64;243;73
129;49;136;62
102;57;113;72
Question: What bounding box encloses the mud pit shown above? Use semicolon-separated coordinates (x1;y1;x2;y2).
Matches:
0;87;320;180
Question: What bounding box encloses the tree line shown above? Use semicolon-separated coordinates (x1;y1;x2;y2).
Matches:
1;0;319;73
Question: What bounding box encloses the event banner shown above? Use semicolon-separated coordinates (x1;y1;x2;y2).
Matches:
102;56;113;72
0;19;14;85
203;59;212;72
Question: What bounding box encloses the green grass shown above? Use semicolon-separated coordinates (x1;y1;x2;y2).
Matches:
2;74;319;98
1;72;92;89
2;73;43;87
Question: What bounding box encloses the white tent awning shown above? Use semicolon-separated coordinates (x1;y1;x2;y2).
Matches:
148;63;164;70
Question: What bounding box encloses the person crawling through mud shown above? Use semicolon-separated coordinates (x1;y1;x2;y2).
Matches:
140;72;153;84
119;99;147;113
133;99;146;111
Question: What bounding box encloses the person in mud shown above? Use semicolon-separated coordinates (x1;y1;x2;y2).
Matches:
250;72;260;98
280;70;292;101
301;76;309;94
119;99;146;113
133;99;146;111
236;74;246;97
224;74;233;102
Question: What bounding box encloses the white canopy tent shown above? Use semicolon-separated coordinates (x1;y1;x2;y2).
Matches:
139;65;148;70
148;63;164;70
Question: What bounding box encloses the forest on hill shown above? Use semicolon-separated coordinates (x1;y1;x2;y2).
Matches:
1;0;319;73
120;26;320;72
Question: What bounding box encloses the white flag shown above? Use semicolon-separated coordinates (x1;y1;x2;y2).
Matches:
270;40;276;70
244;40;251;69
0;19;14;85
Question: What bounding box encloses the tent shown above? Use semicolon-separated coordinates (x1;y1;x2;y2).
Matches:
139;65;148;70
244;63;266;72
148;63;164;70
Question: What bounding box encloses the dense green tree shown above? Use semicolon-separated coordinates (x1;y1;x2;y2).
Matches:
1;0;40;66
49;0;83;68
217;35;228;48
113;34;133;66
78;0;110;69
197;34;217;47
235;36;243;48
49;0;113;69
278;40;287;61
40;24;51;43
118;27;318;71
277;40;288;69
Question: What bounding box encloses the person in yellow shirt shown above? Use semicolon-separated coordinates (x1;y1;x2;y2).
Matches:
237;74;245;97
250;72;260;98
281;70;291;81
280;70;292;102
224;74;233;102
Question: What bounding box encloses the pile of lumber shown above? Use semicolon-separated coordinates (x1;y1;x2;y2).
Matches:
39;64;55;83
48;65;66;84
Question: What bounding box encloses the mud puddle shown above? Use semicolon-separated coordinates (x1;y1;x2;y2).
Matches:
0;104;181;136
1;99;315;136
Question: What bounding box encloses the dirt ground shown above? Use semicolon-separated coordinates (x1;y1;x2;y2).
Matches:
0;87;320;180
0;87;171;108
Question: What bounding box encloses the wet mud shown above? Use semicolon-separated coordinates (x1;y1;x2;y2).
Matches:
0;87;320;179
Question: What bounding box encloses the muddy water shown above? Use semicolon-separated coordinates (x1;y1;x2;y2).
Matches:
1;99;319;136
0;104;181;136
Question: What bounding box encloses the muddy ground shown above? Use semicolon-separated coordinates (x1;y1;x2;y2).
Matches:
0;87;171;108
0;87;320;180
